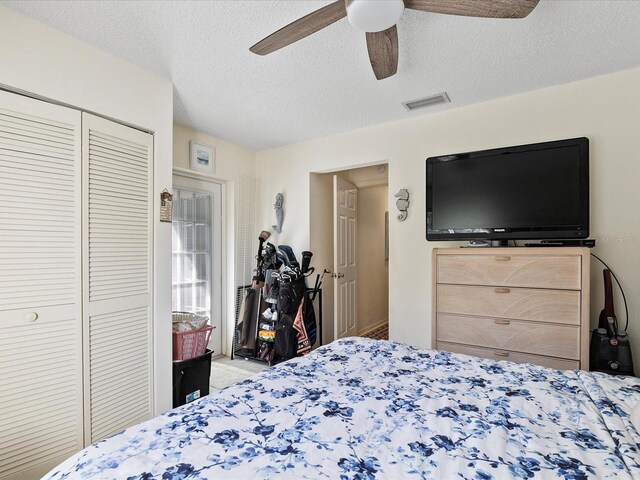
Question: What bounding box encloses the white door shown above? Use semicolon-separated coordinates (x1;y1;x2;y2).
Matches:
333;175;358;339
83;113;153;443
172;175;223;355
0;90;83;480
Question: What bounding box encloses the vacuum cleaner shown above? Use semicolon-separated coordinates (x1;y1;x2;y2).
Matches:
590;269;634;376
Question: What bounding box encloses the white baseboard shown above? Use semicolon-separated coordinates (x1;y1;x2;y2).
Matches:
359;317;389;336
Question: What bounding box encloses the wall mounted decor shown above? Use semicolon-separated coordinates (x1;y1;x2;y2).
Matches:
272;193;284;233
189;140;215;174
394;188;409;221
160;189;173;222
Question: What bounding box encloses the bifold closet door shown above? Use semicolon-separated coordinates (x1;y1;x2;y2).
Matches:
83;113;153;443
0;91;83;480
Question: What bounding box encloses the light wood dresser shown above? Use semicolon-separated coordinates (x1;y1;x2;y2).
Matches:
432;247;590;370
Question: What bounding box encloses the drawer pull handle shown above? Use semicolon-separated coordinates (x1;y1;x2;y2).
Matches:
25;312;38;322
494;351;510;357
495;256;511;262
494;319;510;325
494;287;511;294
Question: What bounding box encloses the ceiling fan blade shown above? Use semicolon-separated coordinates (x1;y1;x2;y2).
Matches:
404;0;540;18
366;26;399;80
250;0;347;55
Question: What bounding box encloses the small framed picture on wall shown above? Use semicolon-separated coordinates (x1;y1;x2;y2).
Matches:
189;140;215;174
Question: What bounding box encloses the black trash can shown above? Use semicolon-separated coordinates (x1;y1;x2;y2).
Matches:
172;349;213;408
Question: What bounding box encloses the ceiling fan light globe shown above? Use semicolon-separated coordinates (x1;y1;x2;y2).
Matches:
346;0;405;33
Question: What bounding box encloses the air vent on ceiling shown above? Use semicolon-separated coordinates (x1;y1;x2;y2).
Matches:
402;92;450;111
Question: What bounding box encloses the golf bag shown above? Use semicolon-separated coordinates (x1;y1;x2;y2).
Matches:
274;314;297;359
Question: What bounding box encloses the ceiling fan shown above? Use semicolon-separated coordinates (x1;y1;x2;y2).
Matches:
250;0;540;80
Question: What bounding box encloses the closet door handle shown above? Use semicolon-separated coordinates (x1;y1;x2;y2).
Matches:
494;319;510;325
494;351;510;357
494;287;511;294
494;256;511;262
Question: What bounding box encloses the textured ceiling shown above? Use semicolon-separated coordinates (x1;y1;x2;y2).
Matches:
3;1;640;150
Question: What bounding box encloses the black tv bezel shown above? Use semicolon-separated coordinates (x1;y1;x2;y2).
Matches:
425;137;590;242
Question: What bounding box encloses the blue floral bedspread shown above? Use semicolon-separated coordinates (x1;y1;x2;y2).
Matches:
45;338;640;479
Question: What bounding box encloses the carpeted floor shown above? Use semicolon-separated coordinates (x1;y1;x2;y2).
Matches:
360;323;389;340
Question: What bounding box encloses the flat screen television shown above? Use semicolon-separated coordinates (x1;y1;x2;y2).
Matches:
426;137;589;245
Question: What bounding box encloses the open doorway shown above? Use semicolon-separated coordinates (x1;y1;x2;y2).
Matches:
309;164;389;343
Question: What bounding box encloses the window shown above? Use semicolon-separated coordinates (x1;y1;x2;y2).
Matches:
172;189;211;317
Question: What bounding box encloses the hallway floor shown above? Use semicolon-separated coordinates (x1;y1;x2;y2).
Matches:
360;323;389;340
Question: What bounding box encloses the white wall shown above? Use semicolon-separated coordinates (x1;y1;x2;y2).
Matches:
173;124;256;355
309;173;335;345
357;185;389;334
256;67;640;370
0;6;174;414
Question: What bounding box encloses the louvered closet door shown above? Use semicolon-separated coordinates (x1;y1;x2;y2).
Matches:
83;113;153;443
0;91;82;480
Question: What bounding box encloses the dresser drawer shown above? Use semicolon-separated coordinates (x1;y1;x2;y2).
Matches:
437;284;581;325
437;341;579;370
437;313;580;359
437;254;581;290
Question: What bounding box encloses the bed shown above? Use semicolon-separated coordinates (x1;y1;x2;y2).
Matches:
45;337;640;479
